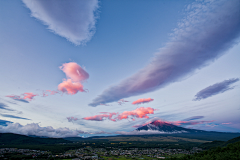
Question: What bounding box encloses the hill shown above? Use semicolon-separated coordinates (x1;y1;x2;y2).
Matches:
171;139;240;160
0;133;71;145
199;135;240;149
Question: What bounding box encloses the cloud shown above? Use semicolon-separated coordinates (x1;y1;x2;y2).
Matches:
83;107;156;122
0;119;13;126
89;0;240;107
83;112;117;121
92;131;112;134
132;98;154;105
58;62;89;95
5;95;29;103
58;79;85;94
67;117;78;122
0;103;14;111
46;90;59;95
0;123;85;138
6;93;38;102
132;117;213;128
0;114;31;120
193;78;239;101
22;0;99;45
172;120;214;126
182;116;204;121
60;62;89;82
117;99;129;105
0;122;110;138
222;122;232;125
22;93;38;101
115;130;187;135
42;90;59;97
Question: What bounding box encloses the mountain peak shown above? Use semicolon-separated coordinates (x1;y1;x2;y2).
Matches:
135;120;203;134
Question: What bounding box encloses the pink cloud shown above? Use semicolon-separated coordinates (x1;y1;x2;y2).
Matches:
132;118;214;128
222;122;232;125
67;117;78;122
83;107;156;122
83;112;117;121
132;98;154;105
58;62;89;95
6;95;22;100
22;93;38;100
58;79;85;95
117;107;156;120
46;90;59;95
60;62;89;82
6;93;38;101
172;120;214;126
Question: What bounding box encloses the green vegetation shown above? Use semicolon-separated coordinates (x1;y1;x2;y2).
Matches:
170;141;240;160
0;133;70;145
199;135;240;150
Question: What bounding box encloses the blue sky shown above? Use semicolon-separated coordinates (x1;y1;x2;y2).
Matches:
0;0;240;138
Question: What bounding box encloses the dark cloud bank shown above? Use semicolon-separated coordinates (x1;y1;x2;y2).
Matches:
0;103;14;111
89;0;240;107
193;78;239;101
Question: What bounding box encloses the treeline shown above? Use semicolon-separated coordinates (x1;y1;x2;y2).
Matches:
170;141;240;160
0;133;70;145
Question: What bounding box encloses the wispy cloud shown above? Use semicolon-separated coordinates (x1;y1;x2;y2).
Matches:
83;112;117;121
67;117;78;122
182;116;204;121
0;103;14;111
22;0;99;45
132;117;213;128
5;95;29;103
222;122;232;125
6;93;38;102
193;78;239;101
89;0;240;107
117;99;129;105
115;130;187;135
0;114;30;120
83;107;156;122
132;98;154;105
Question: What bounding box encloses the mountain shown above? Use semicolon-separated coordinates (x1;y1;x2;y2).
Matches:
136;120;206;133
0;133;71;145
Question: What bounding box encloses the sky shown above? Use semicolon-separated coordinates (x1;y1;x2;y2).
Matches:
0;0;240;138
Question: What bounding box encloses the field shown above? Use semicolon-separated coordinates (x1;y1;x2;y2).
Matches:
95;136;211;143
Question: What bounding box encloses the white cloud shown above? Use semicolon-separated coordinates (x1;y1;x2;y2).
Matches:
22;0;99;45
0;123;84;138
115;130;188;135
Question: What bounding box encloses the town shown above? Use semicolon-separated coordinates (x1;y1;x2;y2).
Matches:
0;146;203;159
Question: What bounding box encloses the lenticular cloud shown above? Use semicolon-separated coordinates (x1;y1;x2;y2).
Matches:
89;0;240;107
22;0;99;45
132;98;154;105
193;78;239;101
